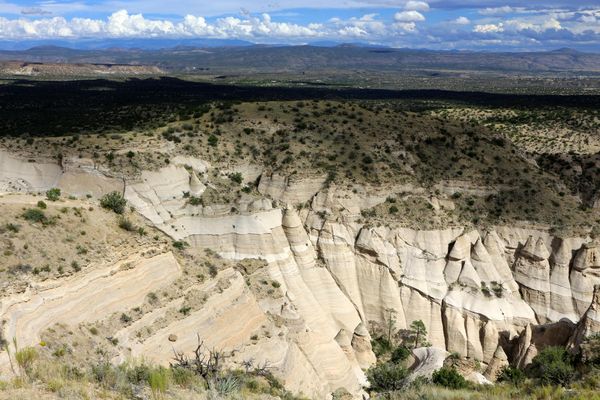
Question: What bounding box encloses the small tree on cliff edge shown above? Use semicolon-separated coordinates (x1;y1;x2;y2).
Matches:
385;308;397;344
410;320;427;348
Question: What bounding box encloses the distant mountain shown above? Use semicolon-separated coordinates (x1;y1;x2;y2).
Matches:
0;44;599;74
0;38;254;51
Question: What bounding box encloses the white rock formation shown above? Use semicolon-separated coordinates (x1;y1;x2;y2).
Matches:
3;151;600;398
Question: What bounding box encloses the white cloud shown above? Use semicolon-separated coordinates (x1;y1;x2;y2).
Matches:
338;26;367;37
0;9;323;40
404;1;429;12
393;22;417;32
329;13;387;36
502;17;562;32
453;16;470;25
473;23;504;33
479;6;516;16
394;10;425;22
0;5;598;48
106;10;176;37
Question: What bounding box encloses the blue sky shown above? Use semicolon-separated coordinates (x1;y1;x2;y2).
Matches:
1;1;599;50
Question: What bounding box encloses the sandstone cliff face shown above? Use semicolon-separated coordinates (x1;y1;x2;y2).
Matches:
2;152;600;398
123;164;600;391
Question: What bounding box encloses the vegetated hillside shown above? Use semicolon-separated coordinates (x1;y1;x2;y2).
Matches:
0;61;163;77
0;92;595;233
1;46;600;74
1;78;599;137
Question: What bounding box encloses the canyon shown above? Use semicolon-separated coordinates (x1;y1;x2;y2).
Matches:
1;147;598;399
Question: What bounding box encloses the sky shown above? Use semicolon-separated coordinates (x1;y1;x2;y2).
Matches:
0;1;599;50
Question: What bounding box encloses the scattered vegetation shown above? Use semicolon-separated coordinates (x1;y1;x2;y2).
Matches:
100;191;127;214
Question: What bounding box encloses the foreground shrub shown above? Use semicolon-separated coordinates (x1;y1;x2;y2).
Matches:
528;346;575;385
432;367;468;389
148;367;170;399
366;362;409;392
497;365;526;385
210;374;240;396
15;346;38;377
100;191;127;214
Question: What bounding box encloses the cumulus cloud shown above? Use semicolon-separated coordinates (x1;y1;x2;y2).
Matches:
0;9;325;40
454;16;470;25
329;13;387;37
393;22;417;32
394;10;425;22
404;1;429;12
474;23;504;33
0;4;598;49
503;17;562;33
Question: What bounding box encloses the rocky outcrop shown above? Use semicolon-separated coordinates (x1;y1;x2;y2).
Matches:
513;320;576;368
0;149;121;197
568;284;600;354
571;243;600;315
258;172;326;204
407;347;448;382
484;346;509;381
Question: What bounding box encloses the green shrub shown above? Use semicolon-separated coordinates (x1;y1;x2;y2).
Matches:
371;336;393;358
5;223;20;233
71;261;81;272
173;240;189;250
432;367;468;389
179;306;191;316
170;366;196;388
229;172;243;184
188;196;203;206
210;374;240;395
37;200;47;209
390;346;411;364
497;365;526;385
208;134;218;147
22;208;46;223
366;362;409;392
46;188;61;201
528;346;575;385
100;191;127;214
